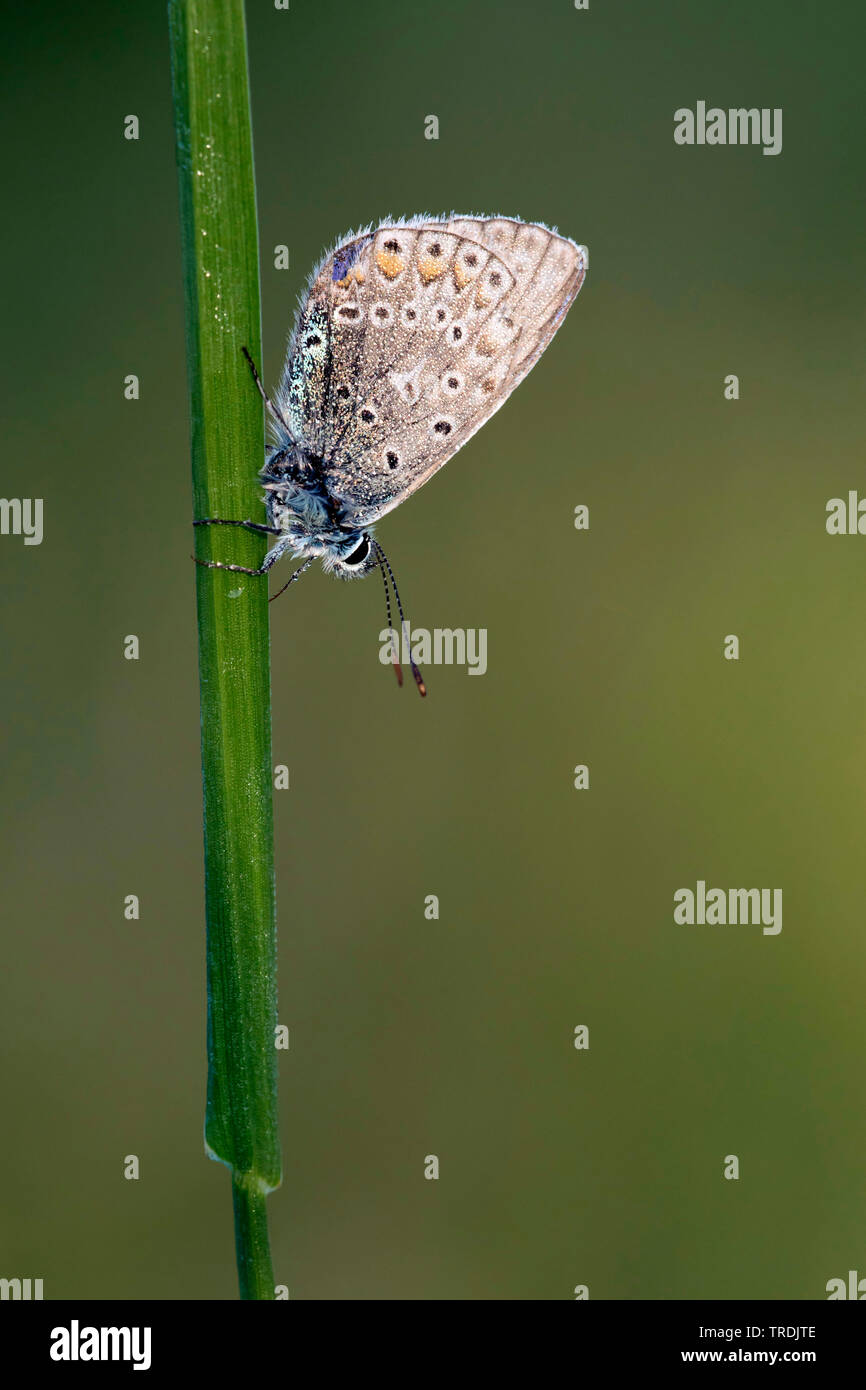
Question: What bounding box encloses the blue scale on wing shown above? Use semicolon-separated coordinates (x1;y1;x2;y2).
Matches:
281;300;332;454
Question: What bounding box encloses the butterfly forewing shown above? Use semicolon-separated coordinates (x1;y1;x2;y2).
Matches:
278;216;587;529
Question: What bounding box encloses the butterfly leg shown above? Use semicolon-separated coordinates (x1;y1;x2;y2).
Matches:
241;346;296;442
193;517;282;535
268;556;314;602
192;557;272;576
191;532;297;577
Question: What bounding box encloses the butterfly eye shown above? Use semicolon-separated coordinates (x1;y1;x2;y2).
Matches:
343;535;370;567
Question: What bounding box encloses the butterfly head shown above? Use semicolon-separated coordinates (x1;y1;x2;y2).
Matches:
325;530;378;580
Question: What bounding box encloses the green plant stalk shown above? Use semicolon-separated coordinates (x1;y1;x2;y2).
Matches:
169;0;281;1299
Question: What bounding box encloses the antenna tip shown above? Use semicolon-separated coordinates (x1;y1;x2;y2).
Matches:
393;662;404;687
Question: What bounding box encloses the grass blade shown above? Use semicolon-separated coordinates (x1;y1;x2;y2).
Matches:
168;0;281;1298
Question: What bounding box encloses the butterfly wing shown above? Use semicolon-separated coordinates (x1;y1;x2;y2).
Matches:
277;216;587;530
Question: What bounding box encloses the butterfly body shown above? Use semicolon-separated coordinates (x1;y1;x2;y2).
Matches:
251;213;587;580
258;445;375;578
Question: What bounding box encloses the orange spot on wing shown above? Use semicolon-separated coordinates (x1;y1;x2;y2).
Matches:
376;250;404;279
454;262;471;290
418;254;446;284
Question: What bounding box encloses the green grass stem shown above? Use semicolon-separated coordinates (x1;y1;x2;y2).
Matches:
169;0;281;1299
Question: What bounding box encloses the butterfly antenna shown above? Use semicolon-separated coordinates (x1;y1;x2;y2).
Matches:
371;539;426;697
375;546;403;687
241;346;297;444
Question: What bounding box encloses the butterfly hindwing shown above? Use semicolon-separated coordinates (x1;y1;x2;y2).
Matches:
277;216;587;529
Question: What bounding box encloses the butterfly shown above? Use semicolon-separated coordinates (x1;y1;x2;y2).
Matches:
194;214;588;692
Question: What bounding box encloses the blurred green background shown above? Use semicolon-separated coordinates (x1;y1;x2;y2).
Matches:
2;0;864;1299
